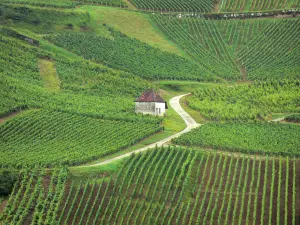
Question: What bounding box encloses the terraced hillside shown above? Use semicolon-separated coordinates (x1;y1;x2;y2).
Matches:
0;8;165;168
0;2;300;224
1;148;299;225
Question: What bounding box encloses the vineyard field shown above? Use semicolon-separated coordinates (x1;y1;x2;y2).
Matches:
285;114;300;123
1;0;299;12
45;28;214;81
79;0;127;7
130;0;215;12
1;147;299;224
152;15;300;80
0;2;300;224
0;34;41;86
0;28;162;122
130;0;299;12
54;58;154;97
0;0;79;8
0;110;161;167
186;80;300;121
173;122;300;156
219;0;300;12
0;0;126;8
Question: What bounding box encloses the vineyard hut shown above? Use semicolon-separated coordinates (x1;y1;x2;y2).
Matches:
135;90;168;116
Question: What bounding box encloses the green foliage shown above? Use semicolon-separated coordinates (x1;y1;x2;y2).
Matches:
173;122;300;156
285;114;300;122
0;0;127;8
219;0;300;12
0;5;91;34
0;34;41;116
0;71;160;122
187;80;300;121
152;15;300;81
237;18;300;80
152;14;240;80
0;110;161;167
1;168;68;224
129;0;299;12
0;33;159;123
0;34;41;85
45;28;214;81
130;0;215;12
78;0;127;7
1;148;297;224
0;170;17;196
0;35;162;168
55;58;152;97
0;0;79;8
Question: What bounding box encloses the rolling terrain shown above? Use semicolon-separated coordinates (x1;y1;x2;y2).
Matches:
0;0;299;224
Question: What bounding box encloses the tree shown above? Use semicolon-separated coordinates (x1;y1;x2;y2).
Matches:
0;170;17;196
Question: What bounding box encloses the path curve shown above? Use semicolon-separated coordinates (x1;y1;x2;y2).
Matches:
270;117;285;122
80;93;200;167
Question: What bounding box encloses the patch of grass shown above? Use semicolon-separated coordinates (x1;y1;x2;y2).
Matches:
38;59;60;91
69;158;125;181
75;5;183;56
160;90;186;132
39;39;83;60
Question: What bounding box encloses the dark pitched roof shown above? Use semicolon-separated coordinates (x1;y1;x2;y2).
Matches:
135;90;166;103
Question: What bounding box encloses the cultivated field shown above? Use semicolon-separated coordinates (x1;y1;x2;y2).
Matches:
0;110;161;167
1;147;299;225
0;1;299;224
173;122;300;156
186;80;300;121
152;15;300;80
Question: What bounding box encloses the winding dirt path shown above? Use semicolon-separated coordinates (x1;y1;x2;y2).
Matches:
80;93;200;167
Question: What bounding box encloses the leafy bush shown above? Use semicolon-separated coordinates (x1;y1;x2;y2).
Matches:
0;170;17;196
